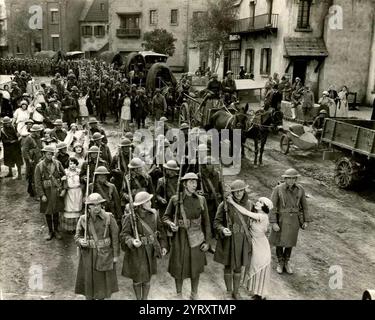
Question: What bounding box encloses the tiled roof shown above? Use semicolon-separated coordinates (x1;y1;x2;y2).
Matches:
284;37;328;57
80;0;108;22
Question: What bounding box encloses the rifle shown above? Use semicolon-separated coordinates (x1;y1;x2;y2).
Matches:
84;160;90;241
218;159;229;227
172;153;184;231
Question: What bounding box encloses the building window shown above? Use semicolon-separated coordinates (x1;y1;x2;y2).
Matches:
120;15;140;29
82;26;93;37
149;10;157;25
249;1;256;27
245;48;254;74
229;50;241;77
50;10;59;24
94;25;105;37
260;48;272;75
170;9;178;25
52;36;60;51
297;0;312;29
34;41;42;52
100;3;105;11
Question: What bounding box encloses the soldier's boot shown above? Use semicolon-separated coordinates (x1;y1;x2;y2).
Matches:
45;215;54;241
133;282;142;300
6;167;13;177
284;260;294;274
276;258;284;274
52;214;62;240
232;273;243;300
175;278;183;299
142;282;150;300
224;273;233;299
17;165;22;180
190;277;199;300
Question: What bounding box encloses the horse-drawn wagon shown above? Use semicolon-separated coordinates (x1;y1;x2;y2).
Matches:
321;118;375;189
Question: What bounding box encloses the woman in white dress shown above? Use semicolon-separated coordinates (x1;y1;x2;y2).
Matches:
12;100;30;136
335;86;349;118
61;157;83;233
228;196;273;300
72;143;86;170
120;92;131;133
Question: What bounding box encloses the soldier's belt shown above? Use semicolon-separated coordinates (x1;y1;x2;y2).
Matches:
178;218;201;229
279;210;300;215
140;235;155;245
87;237;111;249
231;223;245;234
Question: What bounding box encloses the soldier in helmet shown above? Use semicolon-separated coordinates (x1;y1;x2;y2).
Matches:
213;179;253;300
89;132;112;165
110;138;132;194
55;142;70;169
121;157;155;203
269;168;311;274
120;191;168;300
155;159;180;217
61;90;79;127
80;146;108;187
34;145;65;241
50;119;67;142
74;193;120;300
162;172;211;300
87;117;108;144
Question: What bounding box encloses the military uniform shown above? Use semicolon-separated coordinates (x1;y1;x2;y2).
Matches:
50;128;67;142
109;151;130;193
23;134;43;196
75;208;120;300
80;158;108;187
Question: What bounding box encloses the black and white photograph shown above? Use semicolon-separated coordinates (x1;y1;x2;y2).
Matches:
0;0;375;304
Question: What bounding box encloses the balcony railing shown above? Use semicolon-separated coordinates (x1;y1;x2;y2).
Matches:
116;28;141;38
231;13;278;34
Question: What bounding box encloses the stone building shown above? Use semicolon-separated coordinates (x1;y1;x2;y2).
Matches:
5;0;86;57
109;0;211;72
0;0;7;57
80;0;109;58
230;0;375;104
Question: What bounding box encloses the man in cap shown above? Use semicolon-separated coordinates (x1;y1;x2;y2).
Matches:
151;88;167;121
74;193;120;300
110;138;132;194
155;159;180;217
80;145;108;187
96;83;109;124
88;166;122;225
214;179;253;300
312;109;328;139
11;81;22;111
318;90;335;117
34;145;65;240
89;132;112;165
88;117;108;144
269;168;311;274
1;116;23;179
55;142;70;169
50;119;67;142
46;97;62;125
163;172;211;300
120;191;168;300
222;71;236;106
111;81;123;123
23;124;44;197
301;85;315;125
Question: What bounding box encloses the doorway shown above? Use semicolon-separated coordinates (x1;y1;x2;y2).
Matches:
292;59;307;84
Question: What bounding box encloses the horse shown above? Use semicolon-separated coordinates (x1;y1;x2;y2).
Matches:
244;107;283;167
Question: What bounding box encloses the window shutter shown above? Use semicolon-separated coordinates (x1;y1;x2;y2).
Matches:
260;48;264;74
267;49;272;74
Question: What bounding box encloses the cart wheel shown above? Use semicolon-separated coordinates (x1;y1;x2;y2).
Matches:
280;134;290;154
334;157;362;189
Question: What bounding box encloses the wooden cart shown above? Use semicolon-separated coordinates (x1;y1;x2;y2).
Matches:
321;118;375;189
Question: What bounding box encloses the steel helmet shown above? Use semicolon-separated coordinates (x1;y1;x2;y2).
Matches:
87;145;100;153
282;168;300;178
133;192;154;207
128;157;145;169
163;160;179;171
42;145;56;153
230;180;248;192
85;193;106;205
94;166;110;175
181;172;199;181
91;132;104;141
119;138;132;147
56;142;67;150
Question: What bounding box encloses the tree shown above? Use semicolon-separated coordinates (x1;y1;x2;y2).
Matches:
143;28;177;56
191;0;238;73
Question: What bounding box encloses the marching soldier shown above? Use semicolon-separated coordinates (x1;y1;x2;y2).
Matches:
61;90;79;127
269;168;311;274
23;124;44;197
80;146;108;187
155;160;179;217
74;193;120;300
34;145;65;241
120;191;168;300
87;117;108;144
109;138;132;194
88;166;123;225
162;172;211;300
213;179;253;300
89;132;112;165
121;157;155;203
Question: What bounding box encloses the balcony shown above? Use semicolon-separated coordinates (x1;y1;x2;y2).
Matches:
116;28;141;38
231;14;278;35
